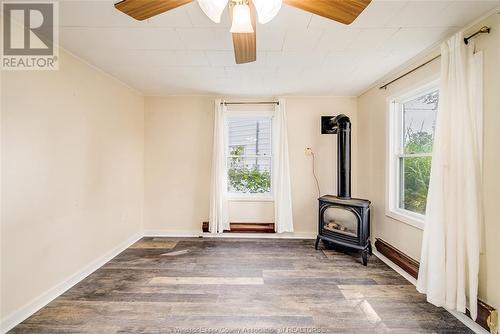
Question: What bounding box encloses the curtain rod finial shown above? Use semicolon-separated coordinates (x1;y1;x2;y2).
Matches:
480;26;491;33
464;26;490;45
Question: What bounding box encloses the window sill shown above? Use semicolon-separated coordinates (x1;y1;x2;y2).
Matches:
385;210;425;230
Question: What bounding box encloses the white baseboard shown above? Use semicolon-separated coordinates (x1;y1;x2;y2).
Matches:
144;230;317;239
448;310;491;334
202;232;317;239
143;230;202;238
372;249;489;334
372;249;417;285
0;232;143;334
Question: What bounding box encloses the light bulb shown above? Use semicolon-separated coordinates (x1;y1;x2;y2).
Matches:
253;0;282;24
197;0;229;23
230;3;254;33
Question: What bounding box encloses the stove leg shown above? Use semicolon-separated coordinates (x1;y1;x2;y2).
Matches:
315;236;320;250
362;249;368;266
362;241;371;266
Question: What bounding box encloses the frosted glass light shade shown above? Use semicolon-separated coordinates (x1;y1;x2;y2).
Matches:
253;0;282;24
197;0;228;23
230;4;254;33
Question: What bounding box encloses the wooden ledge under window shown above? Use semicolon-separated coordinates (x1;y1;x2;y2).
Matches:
202;222;275;233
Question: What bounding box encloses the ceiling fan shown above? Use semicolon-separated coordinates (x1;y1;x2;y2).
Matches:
114;0;372;64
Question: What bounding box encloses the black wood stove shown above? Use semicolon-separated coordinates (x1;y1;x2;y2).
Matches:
316;115;372;265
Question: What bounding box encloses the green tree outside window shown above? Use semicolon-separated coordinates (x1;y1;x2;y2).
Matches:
401;91;438;215
227;145;271;193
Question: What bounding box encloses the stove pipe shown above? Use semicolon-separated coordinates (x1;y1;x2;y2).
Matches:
329;114;351;199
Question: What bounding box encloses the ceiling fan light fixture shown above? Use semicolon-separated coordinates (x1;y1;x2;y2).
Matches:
197;0;229;23
230;3;254;33
253;0;282;24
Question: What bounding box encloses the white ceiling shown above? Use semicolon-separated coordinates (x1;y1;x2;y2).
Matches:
59;0;500;96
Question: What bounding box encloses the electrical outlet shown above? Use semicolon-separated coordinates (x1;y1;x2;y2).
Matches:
305;147;313;156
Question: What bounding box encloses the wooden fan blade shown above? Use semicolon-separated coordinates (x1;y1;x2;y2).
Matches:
230;1;257;64
284;0;371;25
115;0;193;21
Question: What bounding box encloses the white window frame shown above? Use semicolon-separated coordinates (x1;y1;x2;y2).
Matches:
386;79;439;230
225;112;274;201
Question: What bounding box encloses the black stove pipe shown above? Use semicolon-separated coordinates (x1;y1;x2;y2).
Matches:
328;115;351;199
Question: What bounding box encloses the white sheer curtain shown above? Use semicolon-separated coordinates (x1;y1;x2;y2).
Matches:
273;98;294;233
209;99;230;233
417;32;483;320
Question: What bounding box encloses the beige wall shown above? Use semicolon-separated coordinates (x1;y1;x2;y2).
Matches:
144;96;357;234
144;96;212;233
1;49;144;320
229;201;274;223
357;13;500;311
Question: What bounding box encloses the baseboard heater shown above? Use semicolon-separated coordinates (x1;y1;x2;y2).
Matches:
202;222;275;233
375;238;498;334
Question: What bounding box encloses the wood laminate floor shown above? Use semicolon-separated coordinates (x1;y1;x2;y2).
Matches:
9;238;473;334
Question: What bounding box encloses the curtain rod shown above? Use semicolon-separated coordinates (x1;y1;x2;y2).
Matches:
379;26;490;90
221;101;279;105
379;55;441;90
464;26;490;45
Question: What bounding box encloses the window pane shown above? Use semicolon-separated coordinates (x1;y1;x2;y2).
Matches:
399;156;432;215
227;157;271;194
402;90;438;154
227;117;272;156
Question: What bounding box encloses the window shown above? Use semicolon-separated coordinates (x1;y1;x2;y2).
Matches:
387;82;439;228
226;115;272;198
